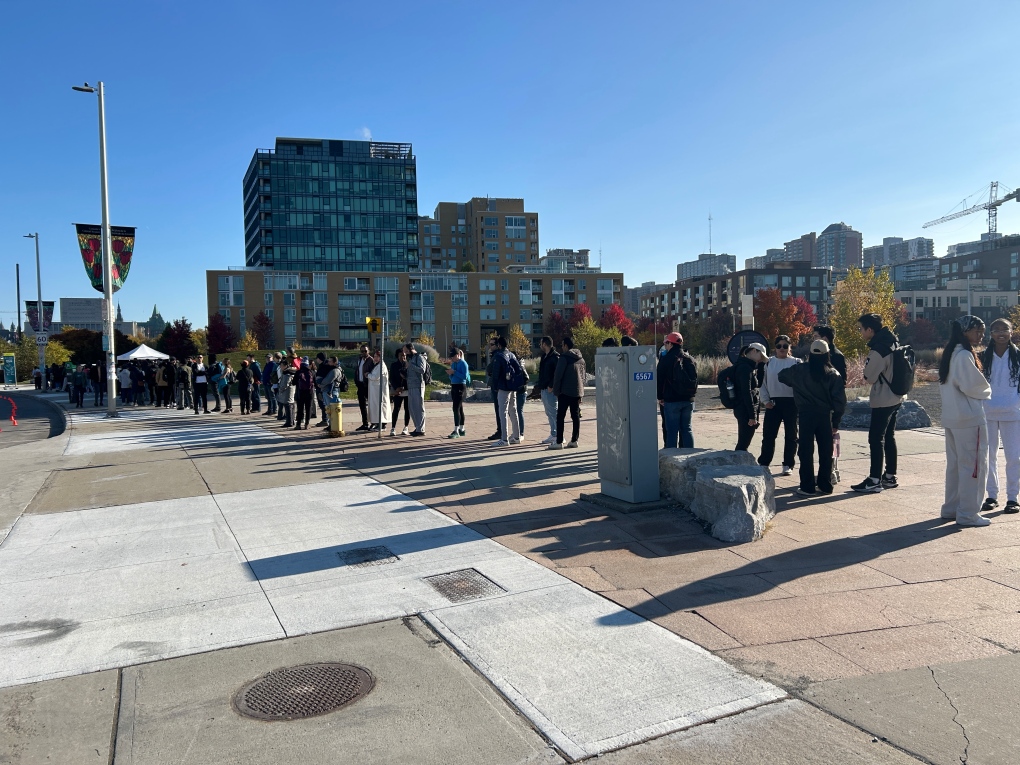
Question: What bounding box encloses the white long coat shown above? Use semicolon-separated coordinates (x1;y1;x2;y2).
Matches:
367;360;392;426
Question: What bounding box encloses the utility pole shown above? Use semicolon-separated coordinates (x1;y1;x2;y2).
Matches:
15;264;22;339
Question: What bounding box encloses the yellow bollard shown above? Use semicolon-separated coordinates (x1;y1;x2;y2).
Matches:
326;402;345;437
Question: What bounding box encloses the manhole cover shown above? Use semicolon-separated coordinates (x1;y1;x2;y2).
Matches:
338;546;399;568
233;663;374;721
424;568;506;602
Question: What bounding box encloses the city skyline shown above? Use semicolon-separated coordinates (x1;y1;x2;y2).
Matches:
2;1;1019;328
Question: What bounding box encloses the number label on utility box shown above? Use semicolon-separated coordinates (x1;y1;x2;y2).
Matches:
633;372;653;381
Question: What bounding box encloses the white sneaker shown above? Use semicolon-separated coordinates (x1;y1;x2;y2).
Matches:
957;515;992;527
401;427;409;436
566;441;578;448
547;443;564;450
541;435;556;444
493;439;509;447
781;465;792;476
389;428;396;436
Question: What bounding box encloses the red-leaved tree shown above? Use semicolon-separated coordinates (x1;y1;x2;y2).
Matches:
543;311;569;345
753;288;809;345
597;303;635;337
568;302;593;328
250;310;275;350
789;295;818;332
207;313;237;354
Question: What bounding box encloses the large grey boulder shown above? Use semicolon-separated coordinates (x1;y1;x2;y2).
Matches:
691;466;775;543
659;448;759;509
840;399;931;429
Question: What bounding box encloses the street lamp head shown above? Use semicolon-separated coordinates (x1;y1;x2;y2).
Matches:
23;234;36;239
72;83;96;93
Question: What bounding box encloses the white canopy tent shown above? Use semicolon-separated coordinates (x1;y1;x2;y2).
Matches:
116;343;170;361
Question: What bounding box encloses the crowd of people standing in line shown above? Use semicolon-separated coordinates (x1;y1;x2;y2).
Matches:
654;311;1020;527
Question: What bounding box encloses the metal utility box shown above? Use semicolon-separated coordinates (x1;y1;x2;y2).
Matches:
594;346;660;503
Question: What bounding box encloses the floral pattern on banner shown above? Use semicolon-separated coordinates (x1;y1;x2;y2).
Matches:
75;224;135;293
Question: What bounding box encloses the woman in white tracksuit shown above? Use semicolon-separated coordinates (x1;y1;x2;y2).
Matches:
939;315;992;527
980;318;1020;514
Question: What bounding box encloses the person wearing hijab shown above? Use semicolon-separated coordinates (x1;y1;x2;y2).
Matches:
939;315;992;526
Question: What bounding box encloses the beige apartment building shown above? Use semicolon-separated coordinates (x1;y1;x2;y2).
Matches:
207;267;623;366
418;198;540;272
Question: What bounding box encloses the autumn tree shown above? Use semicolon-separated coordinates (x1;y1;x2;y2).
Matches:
568;302;593;328
571;317;621;369
416;329;435;347
543;311;569;345
506;324;532;360
753;288;809;346
830;268;896;358
237;330;259;352
191;328;208;357
250;310;274;350
597;303;635;337
207;313;237;354
789;295;818;331
634;315;673;347
157;318;199;360
387;322;407;344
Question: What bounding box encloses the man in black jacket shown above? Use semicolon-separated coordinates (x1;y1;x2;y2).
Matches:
354;345;373;431
779;339;847;496
656;332;697;448
734;343;767;452
537;336;560;444
549;337;586;449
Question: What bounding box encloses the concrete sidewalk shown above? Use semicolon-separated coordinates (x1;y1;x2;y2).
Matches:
1;394;1014;763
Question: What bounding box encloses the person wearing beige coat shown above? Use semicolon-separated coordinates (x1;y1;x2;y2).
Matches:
939;316;993;527
852;314;907;493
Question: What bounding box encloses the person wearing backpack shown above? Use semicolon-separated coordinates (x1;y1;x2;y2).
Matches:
853;313;907;493
491;335;524;446
732;343;767;452
980;318;1020;515
779;339;846;496
939;315;992;526
656;332;698;449
758;335;801;476
221;360;237;413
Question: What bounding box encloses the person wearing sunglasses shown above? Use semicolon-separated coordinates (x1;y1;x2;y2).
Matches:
758;335;801;476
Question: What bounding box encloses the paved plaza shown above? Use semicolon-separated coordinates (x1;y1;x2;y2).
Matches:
2;390;1020;764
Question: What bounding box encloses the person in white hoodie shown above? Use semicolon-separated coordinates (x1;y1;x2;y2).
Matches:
939;315;992;526
758;335;801;476
979;318;1020;514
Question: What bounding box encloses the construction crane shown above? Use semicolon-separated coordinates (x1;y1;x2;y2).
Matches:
923;181;1020;235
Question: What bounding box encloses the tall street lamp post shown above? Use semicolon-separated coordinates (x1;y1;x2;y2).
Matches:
22;233;45;376
73;81;117;417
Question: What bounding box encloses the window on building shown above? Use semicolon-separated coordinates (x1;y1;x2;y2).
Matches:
479;293;496;305
483;216;498;226
479;279;495;291
479;309;496;320
283;292;296;306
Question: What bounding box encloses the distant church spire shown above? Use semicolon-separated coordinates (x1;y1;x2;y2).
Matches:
116;303;124;322
151;304;159;319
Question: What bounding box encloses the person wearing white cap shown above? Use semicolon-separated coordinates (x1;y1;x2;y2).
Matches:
778;339;846;496
733;343;768;452
939;315;992;526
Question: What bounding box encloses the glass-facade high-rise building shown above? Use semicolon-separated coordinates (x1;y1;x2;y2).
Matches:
243;137;419;272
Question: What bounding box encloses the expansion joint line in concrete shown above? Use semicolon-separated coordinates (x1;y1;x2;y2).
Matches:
169;428;290;640
929;665;970;764
107;667;122;765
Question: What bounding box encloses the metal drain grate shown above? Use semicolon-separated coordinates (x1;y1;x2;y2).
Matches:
233;663;374;721
424;568;506;602
338;546;399;568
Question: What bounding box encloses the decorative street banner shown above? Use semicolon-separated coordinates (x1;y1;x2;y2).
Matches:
75;224;135;293
3;354;15;386
24;301;54;333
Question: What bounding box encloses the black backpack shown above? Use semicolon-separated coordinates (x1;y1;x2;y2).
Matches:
503;352;527;390
883;344;916;396
669;353;699;399
335;365;349;393
717;365;737;409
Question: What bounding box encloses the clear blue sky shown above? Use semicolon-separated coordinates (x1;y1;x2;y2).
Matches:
2;1;1018;329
